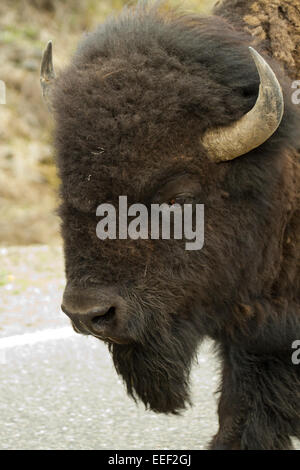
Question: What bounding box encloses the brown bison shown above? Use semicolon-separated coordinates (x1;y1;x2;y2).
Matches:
41;1;300;449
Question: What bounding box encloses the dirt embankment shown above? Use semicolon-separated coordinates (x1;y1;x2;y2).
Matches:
214;0;300;79
0;0;131;245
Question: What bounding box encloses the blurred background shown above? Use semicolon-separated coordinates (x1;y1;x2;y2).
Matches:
0;0;215;247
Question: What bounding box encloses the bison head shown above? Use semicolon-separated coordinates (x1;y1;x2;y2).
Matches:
40;3;299;414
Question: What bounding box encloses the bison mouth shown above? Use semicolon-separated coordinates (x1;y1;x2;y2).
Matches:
108;315;200;414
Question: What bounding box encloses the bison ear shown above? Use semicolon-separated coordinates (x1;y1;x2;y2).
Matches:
202;47;284;162
40;40;56;112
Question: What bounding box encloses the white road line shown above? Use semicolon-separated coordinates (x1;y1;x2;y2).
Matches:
0;327;76;349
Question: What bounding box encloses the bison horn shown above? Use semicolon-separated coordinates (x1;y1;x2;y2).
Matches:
202;47;284;162
40;40;56;111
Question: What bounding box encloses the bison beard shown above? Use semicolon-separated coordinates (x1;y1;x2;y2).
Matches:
109;316;200;414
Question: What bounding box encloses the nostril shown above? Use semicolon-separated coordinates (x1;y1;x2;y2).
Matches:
92;306;116;325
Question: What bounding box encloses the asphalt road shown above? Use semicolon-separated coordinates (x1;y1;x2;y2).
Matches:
0;332;219;450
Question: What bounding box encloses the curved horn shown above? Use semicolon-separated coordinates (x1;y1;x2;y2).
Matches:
40;40;56;111
202;47;284;162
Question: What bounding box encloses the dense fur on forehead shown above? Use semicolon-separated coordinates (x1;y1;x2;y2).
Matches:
53;1;299;204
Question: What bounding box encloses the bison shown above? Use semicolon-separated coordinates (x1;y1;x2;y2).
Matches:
40;1;300;449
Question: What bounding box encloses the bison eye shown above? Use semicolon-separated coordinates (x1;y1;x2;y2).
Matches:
167;195;194;206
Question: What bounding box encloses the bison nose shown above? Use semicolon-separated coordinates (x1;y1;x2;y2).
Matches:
61;285;126;340
61;304;116;337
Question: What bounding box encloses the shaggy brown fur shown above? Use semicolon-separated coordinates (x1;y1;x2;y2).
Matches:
51;1;300;449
